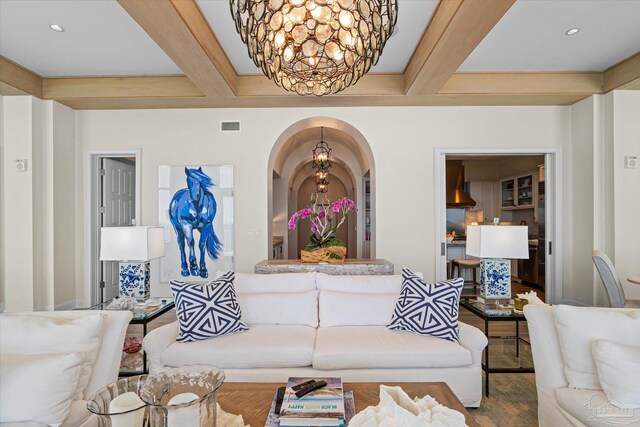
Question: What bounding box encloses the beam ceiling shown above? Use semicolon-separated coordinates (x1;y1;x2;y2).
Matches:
404;0;515;95
1;0;638;109
117;0;235;97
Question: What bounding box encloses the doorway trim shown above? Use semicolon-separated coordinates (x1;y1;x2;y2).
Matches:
434;147;563;305
83;149;142;307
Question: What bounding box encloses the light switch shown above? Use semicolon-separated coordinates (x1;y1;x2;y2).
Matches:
247;230;260;238
15;159;27;172
624;155;638;169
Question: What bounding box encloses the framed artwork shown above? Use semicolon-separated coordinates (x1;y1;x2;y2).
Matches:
158;165;234;283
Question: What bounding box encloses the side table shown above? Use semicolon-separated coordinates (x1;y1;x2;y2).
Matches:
89;298;175;375
459;298;534;397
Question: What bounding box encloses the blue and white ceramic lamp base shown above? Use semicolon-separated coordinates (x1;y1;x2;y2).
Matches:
480;258;512;299
119;261;151;299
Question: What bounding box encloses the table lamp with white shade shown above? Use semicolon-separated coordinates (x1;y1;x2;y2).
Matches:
100;226;164;299
466;224;528;299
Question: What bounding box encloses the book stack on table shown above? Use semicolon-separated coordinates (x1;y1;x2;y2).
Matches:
265;377;355;427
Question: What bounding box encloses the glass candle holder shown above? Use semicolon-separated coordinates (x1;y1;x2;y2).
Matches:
139;366;225;427
86;375;148;427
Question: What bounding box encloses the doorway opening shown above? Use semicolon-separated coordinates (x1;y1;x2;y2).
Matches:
435;149;562;304
268;118;375;260
84;150;141;306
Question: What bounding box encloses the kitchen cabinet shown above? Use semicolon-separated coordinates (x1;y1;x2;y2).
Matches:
500;172;540;221
469;182;497;222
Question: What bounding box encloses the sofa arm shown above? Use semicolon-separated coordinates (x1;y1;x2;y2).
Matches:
523;305;567;391
458;322;488;366
143;321;179;374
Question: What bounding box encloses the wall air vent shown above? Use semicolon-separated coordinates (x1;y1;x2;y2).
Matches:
221;121;241;132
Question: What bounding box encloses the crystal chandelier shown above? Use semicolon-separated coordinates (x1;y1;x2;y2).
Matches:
230;0;398;96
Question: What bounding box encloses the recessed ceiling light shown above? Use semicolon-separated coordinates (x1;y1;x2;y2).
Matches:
50;24;65;32
565;28;579;36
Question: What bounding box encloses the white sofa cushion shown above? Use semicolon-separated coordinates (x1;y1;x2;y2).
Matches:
554;305;640;390
0;352;84;426
319;291;397;327
317;273;405;293
162;324;316;369
593;340;640;408
236;291;318;327
313;326;472;370
218;271;317;293
556;388;640;427
0;314;104;401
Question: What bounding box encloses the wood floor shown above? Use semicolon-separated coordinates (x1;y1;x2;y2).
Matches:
128;281;542;426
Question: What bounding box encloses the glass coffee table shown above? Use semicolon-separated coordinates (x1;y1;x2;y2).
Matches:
459;297;534;397
89;298;175;375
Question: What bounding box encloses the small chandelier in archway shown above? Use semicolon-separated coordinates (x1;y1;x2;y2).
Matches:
229;0;398;96
312;127;332;170
315;169;330;193
312;126;331;193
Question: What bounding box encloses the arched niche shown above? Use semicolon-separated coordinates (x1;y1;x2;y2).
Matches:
267;117;375;260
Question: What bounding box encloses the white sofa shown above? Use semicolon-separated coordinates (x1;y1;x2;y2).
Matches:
525;304;640;427
0;310;133;427
144;272;488;407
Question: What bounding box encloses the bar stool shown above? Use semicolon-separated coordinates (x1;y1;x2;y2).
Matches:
450;259;480;290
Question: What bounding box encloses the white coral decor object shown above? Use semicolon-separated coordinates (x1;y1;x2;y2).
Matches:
516;290;546;305
348;385;467;427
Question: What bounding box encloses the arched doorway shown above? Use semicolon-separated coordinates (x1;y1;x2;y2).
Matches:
268;117;375;260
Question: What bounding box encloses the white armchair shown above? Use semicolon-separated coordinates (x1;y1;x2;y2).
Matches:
524;305;640;427
0;310;133;427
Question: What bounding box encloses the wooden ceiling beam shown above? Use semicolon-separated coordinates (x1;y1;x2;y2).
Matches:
440;73;603;95
0;56;43;97
36;72;602;102
236;74;406;97
603;52;640;93
56;93;590;110
117;0;236;97
404;0;515;95
43;76;202;99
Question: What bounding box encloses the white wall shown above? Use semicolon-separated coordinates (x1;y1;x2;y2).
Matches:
2;96;38;311
612;91;640;300
0;96;76;312
75;105;570;298
0;96;4;311
564;91;640;306
51;102;77;308
1;94;635;308
568;97;597;305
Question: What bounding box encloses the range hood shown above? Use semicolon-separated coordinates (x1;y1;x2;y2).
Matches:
446;160;477;208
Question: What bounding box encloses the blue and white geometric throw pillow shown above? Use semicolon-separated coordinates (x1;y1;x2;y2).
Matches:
387;269;464;342
170;271;248;343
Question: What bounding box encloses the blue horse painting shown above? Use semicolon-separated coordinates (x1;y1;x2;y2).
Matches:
169;167;222;278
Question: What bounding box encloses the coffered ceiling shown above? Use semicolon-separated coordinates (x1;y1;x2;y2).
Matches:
0;0;638;109
459;0;640;72
0;0;182;76
197;0;439;75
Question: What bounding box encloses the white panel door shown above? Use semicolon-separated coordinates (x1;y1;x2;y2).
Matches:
101;158;136;302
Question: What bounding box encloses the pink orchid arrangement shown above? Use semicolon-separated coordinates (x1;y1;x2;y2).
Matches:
289;194;358;251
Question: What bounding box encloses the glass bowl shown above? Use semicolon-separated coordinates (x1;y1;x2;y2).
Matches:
139;365;225;427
